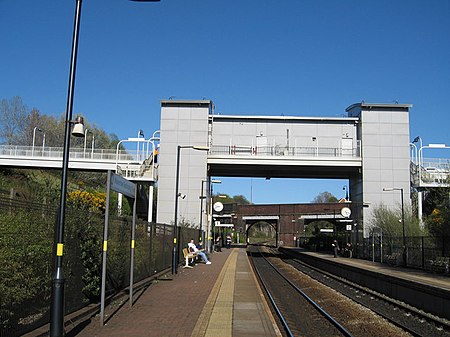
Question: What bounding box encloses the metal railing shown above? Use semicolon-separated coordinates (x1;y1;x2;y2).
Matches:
209;144;361;158
410;157;450;187
0;145;157;180
0;144;135;162
297;233;449;271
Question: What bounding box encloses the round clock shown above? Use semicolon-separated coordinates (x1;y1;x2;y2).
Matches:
213;202;224;212
341;207;351;218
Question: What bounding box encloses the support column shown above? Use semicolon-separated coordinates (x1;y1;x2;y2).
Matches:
148;185;154;222
418;190;423;228
118;193;123;216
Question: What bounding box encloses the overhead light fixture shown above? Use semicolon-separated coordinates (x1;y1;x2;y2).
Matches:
71;116;85;137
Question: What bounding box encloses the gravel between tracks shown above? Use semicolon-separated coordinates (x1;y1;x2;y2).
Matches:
262;248;412;337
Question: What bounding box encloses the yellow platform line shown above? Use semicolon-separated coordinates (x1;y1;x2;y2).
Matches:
191;249;238;337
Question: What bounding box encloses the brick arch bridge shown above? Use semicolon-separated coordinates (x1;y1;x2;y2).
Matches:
215;202;352;247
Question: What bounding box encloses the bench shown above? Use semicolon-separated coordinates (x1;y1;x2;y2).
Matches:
386;252;401;266
428;257;450;274
182;248;197;268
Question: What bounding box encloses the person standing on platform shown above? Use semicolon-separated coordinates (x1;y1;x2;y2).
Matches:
346;242;353;258
188;239;211;264
332;240;340;258
226;235;232;248
215;236;222;252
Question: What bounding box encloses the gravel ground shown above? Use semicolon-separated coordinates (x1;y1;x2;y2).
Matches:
259;247;413;337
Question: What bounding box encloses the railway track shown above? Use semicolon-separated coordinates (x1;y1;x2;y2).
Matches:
279;248;450;337
248;245;444;337
248;245;353;337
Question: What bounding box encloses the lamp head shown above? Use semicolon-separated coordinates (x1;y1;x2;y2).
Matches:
192;146;210;151
71;116;85;137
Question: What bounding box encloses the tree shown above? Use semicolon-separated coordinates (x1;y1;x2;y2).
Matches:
312;191;338;203
421;184;450;237
422;187;450;217
369;203;424;237
0;96;29;145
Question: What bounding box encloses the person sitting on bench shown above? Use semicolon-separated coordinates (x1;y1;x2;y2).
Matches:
188;239;211;264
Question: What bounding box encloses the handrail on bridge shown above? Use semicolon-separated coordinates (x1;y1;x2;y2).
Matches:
209;144;361;158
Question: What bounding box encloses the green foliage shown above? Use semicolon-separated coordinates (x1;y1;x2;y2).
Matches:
422;187;450;237
369;203;425;237
425;208;450;237
422;187;450;216
304;220;334;236
75;214;103;301
0;208;52;328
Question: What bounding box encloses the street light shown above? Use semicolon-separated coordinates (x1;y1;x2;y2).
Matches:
200;179;221;250
32;127;44;156
83;128;95;158
343;185;349;200
382;187;406;266
50;1;160;336
173;145;209;274
137;129;145;161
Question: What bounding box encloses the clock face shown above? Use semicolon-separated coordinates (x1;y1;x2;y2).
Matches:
341;207;351;218
213;202;224;212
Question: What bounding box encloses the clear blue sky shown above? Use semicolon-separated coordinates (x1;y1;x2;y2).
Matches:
1;0;449;204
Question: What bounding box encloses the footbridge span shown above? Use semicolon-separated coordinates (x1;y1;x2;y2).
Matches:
157;100;413;240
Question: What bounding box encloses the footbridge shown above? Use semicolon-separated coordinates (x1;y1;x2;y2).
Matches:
156;100;450;243
0;142;156;182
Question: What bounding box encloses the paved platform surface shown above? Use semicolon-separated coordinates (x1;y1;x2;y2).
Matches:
71;247;281;337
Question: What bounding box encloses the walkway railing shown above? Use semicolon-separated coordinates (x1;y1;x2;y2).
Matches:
210;144;361;158
0;144;135;162
410;157;450;187
0;145;156;181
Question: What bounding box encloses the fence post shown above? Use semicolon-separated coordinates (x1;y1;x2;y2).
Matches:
421;236;425;269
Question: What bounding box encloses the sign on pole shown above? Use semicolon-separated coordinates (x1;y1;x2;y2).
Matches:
111;172;135;198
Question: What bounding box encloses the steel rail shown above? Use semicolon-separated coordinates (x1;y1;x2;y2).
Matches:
284;253;450;337
250;247;354;337
248;249;295;337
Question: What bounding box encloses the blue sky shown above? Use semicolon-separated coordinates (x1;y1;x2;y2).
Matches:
1;0;449;203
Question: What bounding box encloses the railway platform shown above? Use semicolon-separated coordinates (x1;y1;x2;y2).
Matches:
62;247;281;337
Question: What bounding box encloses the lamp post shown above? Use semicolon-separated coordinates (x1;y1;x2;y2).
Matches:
173;145;209;275
383;187;406;266
83;128;93;158
50;1;160;336
32;127;44;156
199;180;207;244
42;132;46;155
200;179;221;250
343;185;349;200
137;129;145;161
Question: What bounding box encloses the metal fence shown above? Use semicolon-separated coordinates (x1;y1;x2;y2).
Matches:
297;233;450;271
0;195;199;337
